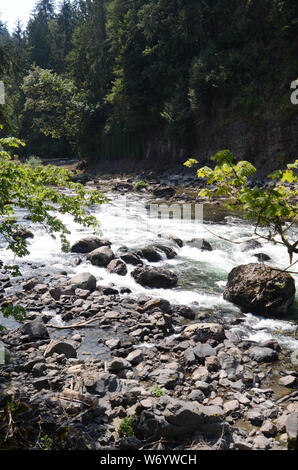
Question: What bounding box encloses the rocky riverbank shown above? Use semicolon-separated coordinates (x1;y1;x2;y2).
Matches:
0;265;297;450
0;170;297;451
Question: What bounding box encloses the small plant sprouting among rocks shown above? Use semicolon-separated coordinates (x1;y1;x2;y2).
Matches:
134;180;148;191
150;385;165;397
39;435;53;451
118;417;135;438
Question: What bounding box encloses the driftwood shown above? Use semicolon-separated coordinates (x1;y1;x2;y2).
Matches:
47;317;100;330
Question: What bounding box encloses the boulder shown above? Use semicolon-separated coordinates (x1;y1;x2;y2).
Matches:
172;305;195;320
137;246;163;262
223;263;295;316
87;246;114;267
12;228;34;239
152;244;177;259
241;240;262;252
286;413;298;450
158;233;183;248
152;185;176;199
20;318;50;341
106;259;127;276
253;253;271;262
187;238;213;251
142;298;171;313
71;236;111;254
131;266;178;288
248;346;279;363
69;272;97;292
120;252;143;266
44;340;77;358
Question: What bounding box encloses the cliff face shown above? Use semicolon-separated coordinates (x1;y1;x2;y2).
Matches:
93;112;298;176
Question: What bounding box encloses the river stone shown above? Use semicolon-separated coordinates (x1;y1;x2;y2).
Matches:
152;185;176;199
241;240;262;252
183;322;225;343
142;298;171;313
248;346;279;363
20;318;50;341
131;266;178;288
120;252;143;266
253;253;271;262
152;244;177;259
137;245;163;262
106;259;127;276
187;238;213;251
172;305;195;320
71;236;111;253
12;228;34;239
192;343;217;362
84;372;121;397
223;263;295;316
87;246;114;267
158;232;183;248
69;272;97;292
45;340;77;358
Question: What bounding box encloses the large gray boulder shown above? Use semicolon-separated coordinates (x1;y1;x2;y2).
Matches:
71;236;111;254
69;272;97;292
20;318;50;341
106;259;127;276
223;263;295;316
44;339;77;358
87;246;114;267
131;266;178;288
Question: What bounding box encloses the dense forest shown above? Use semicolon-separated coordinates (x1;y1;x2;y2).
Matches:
1;0;298;170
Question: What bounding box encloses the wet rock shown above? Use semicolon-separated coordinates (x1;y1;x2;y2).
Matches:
158;233;183;248
248;346;279;363
131;266;178;288
69;272;97;292
71;236;111;253
152;244;177;259
253;253;271;262
241;240;262;252
106;259;127;276
120;252;143;266
12;228;34;239
187;238;213;251
87;246;115;267
44;340;77;359
137;246;163;262
152;185;176;199
223;263;295;316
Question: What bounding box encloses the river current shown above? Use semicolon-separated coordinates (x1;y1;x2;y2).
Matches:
1;190;297;352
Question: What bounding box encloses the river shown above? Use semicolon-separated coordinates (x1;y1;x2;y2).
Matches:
0;189;297;352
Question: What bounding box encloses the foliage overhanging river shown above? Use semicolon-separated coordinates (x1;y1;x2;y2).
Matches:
1;189;297;355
